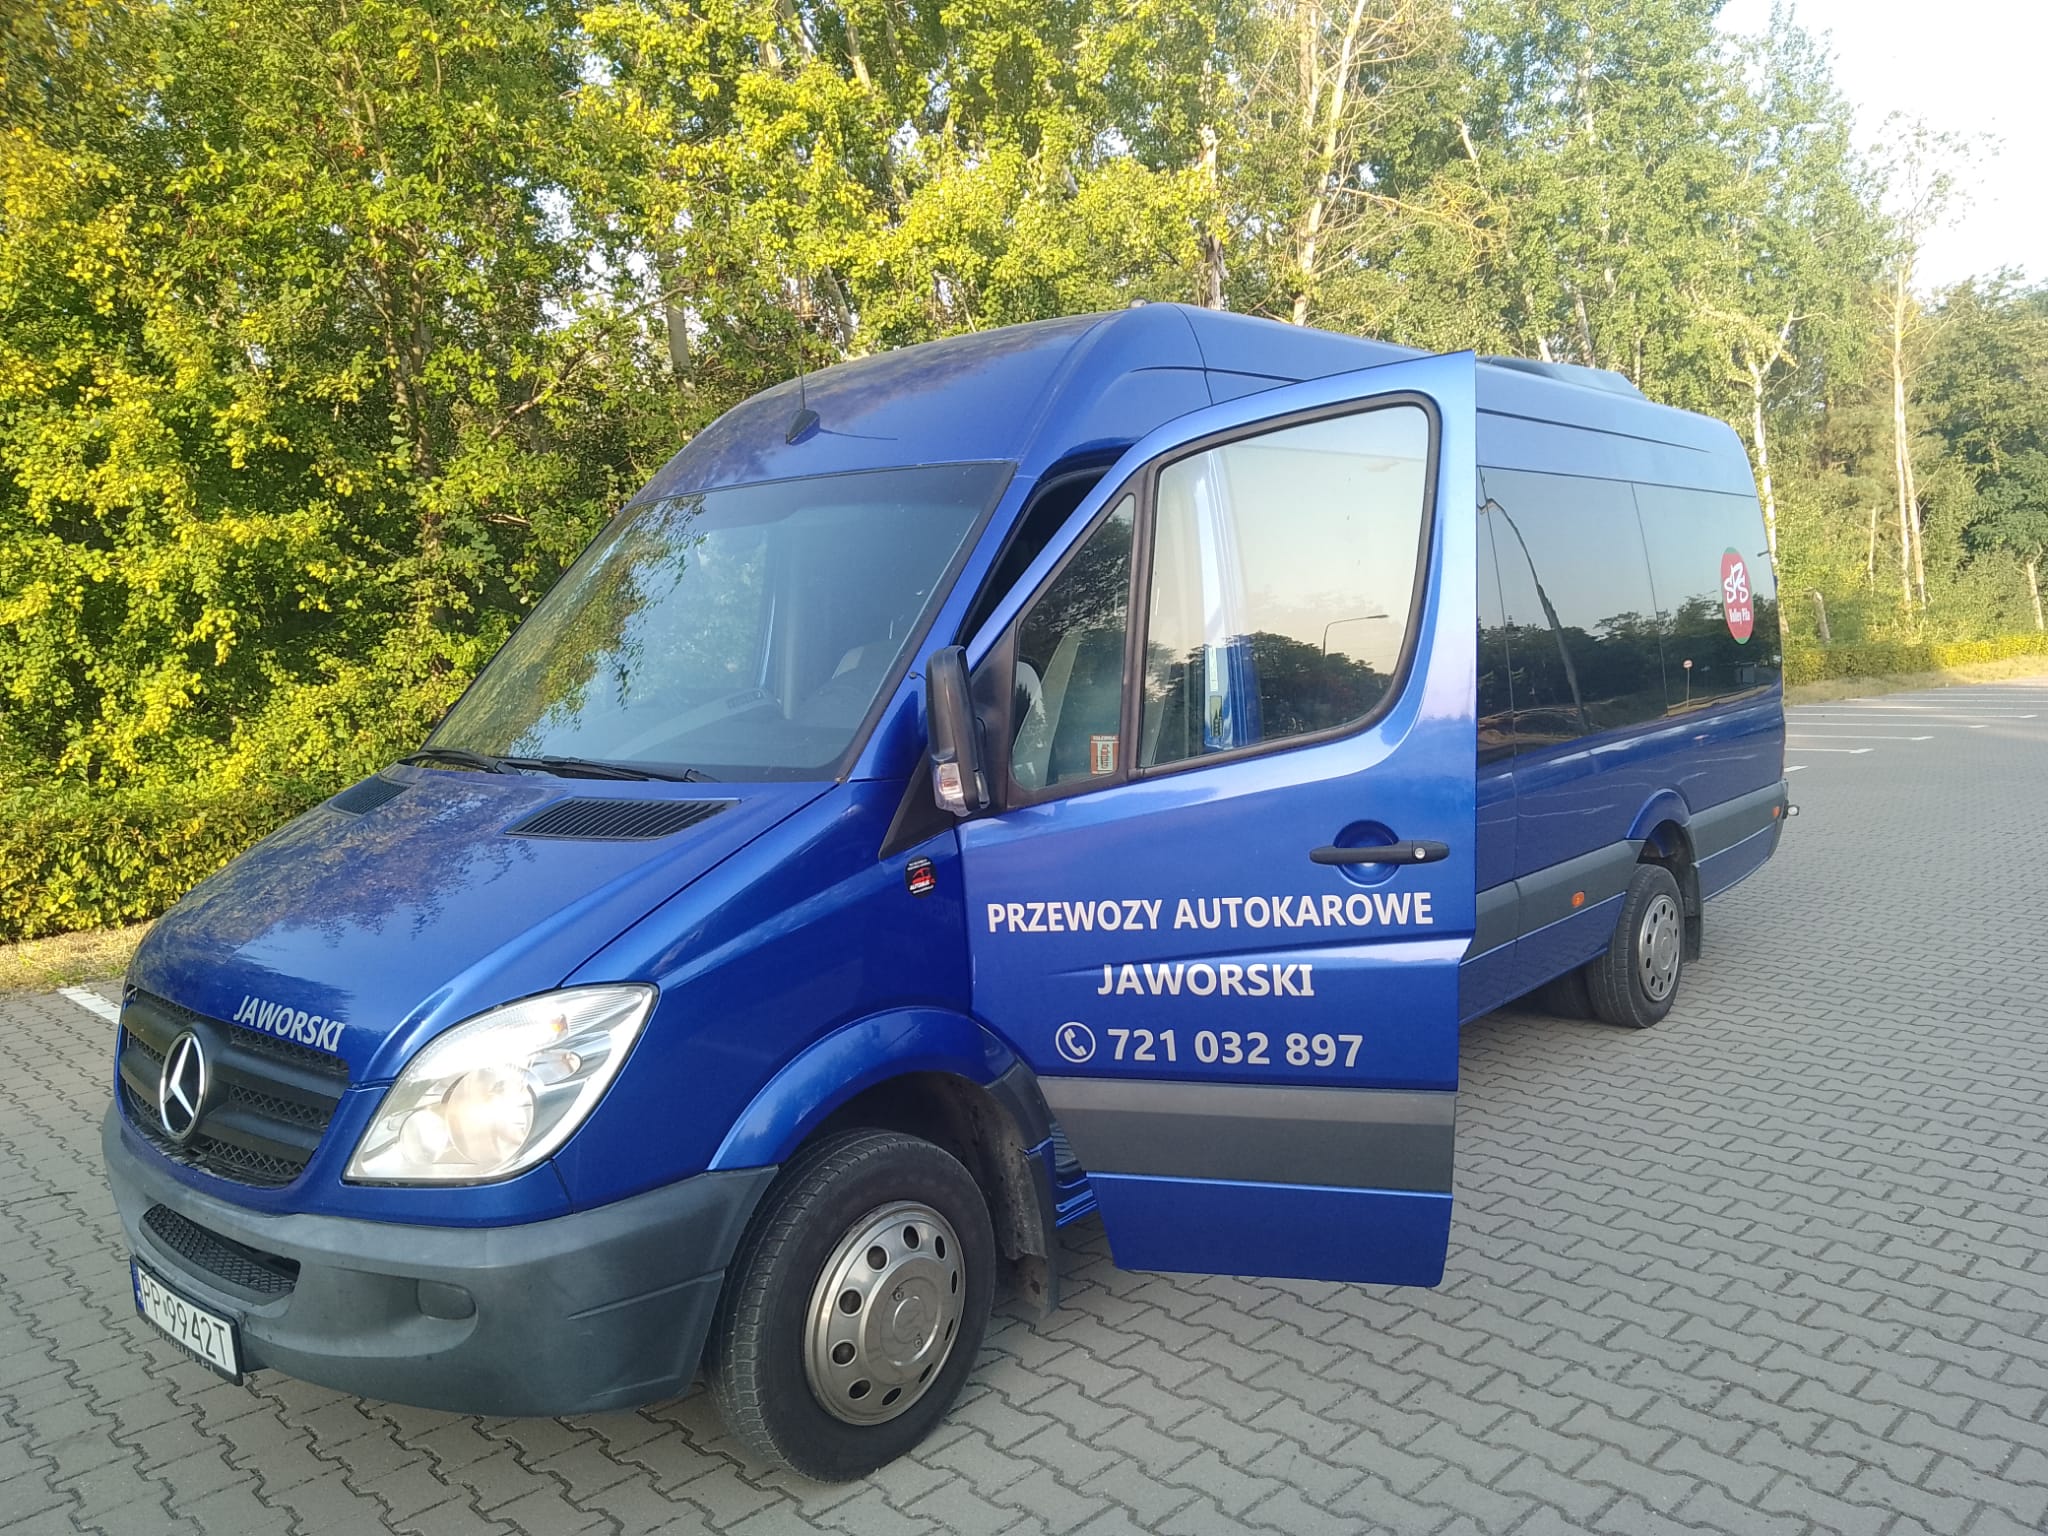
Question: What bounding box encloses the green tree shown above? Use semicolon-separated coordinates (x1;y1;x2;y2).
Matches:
1920;279;2048;475
1691;12;1882;567
0;0;670;793
1971;456;2048;631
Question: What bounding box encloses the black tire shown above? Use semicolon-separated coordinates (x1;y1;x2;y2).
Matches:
704;1130;996;1481
1586;863;1686;1029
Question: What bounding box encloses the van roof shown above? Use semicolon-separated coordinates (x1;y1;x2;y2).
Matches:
636;303;1732;503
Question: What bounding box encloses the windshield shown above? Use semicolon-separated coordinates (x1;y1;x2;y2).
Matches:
433;463;1009;779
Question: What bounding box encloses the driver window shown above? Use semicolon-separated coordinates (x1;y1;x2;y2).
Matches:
1140;405;1431;768
1010;497;1134;794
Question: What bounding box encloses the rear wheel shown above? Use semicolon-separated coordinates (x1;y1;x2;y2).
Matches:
705;1130;996;1481
1586;863;1685;1029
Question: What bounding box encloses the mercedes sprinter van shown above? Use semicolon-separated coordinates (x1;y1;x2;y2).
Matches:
105;304;1788;1479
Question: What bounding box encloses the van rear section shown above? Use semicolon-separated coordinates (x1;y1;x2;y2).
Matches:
103;304;1786;1480
1460;365;1789;1026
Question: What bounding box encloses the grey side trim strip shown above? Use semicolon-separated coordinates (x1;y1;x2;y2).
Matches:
1039;1076;1454;1195
1472;882;1518;958
1689;781;1787;861
1516;837;1642;934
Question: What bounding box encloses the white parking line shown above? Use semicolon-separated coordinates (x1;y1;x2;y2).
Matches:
1835;708;2036;717
1785;746;1872;754
1785;764;1808;773
59;986;121;1025
1786;733;1931;741
1791;716;1990;727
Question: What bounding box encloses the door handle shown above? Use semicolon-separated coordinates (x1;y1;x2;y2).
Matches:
1310;840;1450;866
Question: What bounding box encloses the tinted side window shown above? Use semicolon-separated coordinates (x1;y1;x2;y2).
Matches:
1477;511;1514;766
1483;467;1665;749
1632;483;1780;708
1010;497;1135;794
1140;405;1432;769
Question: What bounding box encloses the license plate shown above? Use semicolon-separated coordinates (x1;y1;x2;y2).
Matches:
132;1259;242;1380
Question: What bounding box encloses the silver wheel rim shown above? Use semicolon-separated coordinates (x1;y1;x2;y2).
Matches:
1638;893;1682;1002
804;1200;965;1426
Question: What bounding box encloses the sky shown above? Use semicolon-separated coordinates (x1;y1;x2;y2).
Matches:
1715;0;2045;290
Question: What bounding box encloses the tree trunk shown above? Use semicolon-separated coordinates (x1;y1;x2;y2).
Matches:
2030;556;2044;632
1888;265;1927;610
655;248;691;379
1891;327;1913;607
1290;227;1322;322
1745;358;1792;640
1808;590;1832;646
1906;430;1927;609
1894;438;1913;606
1289;0;1373;326
1865;504;1879;585
1199;125;1226;309
1570;288;1597;367
1747;357;1777;561
814;268;859;357
842;14;872;88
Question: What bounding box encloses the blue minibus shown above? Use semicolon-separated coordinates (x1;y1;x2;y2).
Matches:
104;304;1787;1479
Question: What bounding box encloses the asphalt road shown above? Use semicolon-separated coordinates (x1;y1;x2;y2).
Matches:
4;682;2047;1535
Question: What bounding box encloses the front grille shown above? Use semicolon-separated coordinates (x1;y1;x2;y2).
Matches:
142;1205;299;1297
117;991;350;1188
506;797;731;841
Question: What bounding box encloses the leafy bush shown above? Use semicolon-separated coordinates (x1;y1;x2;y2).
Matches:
0;780;322;943
1783;631;2048;684
0;641;467;942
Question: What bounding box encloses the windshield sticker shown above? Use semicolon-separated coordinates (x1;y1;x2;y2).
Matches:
1089;734;1118;775
1721;548;1754;643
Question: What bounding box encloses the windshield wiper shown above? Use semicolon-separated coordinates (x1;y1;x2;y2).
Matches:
401;746;509;774
502;754;717;783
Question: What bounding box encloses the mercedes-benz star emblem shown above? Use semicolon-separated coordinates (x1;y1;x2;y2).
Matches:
157;1031;208;1143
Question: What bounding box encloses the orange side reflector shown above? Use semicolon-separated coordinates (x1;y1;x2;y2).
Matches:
1571;891;1586;908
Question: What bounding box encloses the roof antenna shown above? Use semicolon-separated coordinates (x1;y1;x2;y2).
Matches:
786;289;820;444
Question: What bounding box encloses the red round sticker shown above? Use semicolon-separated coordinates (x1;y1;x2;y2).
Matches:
1720;548;1754;643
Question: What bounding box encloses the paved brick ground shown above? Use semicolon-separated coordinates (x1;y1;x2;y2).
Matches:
5;682;2047;1535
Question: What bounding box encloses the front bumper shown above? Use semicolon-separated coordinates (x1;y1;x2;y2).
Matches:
103;1106;774;1416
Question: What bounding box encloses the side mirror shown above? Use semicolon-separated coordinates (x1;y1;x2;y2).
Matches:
925;646;990;816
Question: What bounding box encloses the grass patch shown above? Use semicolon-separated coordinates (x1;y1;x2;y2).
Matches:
1784;653;2048;705
0;921;147;994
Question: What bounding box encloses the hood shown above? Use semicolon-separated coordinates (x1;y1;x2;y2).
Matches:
129;766;825;1082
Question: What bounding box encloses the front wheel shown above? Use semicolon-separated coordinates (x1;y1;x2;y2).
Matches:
704;1130;996;1481
1585;863;1686;1029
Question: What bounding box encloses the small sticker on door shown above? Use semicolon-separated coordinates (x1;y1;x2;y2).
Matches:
1721;548;1754;643
1090;734;1118;775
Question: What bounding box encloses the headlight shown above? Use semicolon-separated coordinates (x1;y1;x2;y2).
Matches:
345;985;655;1184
